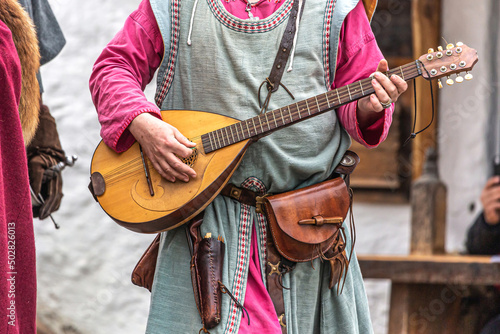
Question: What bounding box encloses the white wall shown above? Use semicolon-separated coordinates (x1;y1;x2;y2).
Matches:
37;1;152;333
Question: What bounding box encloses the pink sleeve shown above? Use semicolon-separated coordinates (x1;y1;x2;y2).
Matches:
89;0;164;152
333;1;394;148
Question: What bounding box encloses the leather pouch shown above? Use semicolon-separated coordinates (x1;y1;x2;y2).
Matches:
260;177;350;263
260;177;352;290
189;221;225;331
131;234;160;292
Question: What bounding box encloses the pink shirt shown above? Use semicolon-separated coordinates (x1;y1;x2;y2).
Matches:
89;0;393;153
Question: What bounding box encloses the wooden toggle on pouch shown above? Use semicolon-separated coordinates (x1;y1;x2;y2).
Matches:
259;177;350;263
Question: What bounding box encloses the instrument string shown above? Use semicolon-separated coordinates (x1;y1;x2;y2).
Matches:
206;64;420;150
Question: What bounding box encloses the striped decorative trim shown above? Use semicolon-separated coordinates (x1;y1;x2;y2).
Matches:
207;0;293;33
224;202;252;333
256;211;268;275
241;177;268;267
223;177;267;334
154;0;181;107
322;0;337;89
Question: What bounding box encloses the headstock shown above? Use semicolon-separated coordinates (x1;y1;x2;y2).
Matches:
418;42;478;88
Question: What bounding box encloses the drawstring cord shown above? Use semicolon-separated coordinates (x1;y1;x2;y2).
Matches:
187;0;201;46
218;281;251;326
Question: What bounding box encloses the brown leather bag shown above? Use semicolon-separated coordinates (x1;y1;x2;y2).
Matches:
258;177;350;263
131;234;160;292
188;218;226;331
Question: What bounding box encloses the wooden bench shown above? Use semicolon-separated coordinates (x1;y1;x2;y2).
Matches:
359;254;500;333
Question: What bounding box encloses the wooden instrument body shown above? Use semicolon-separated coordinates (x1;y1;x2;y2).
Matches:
90;110;250;233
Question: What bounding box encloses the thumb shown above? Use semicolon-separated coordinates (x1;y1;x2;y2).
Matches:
376;59;389;73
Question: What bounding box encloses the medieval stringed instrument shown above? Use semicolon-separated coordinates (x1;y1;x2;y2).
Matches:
90;43;478;233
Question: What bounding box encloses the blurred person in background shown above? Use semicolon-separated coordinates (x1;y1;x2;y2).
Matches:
465;175;500;334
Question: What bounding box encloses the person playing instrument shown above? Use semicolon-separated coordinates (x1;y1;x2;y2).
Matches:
465;176;500;333
90;0;407;332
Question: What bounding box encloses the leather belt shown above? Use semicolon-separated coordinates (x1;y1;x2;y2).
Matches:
220;183;258;207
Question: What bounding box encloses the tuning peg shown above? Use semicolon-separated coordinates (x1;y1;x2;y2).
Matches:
437;46;444;51
455;74;464;83
446;43;455;50
456;41;464;47
446;76;454;86
465;72;473;80
428;48;435;53
438;79;443;89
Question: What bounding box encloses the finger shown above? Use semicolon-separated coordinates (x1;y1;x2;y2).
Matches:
150;152;194;183
173;127;196;148
485;176;500;189
390;75;408;95
376;59;389;73
164;153;197;180
371;78;392;105
168;138;196;159
368;94;384;112
374;73;399;102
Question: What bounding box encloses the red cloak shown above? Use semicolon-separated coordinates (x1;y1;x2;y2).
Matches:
0;20;37;334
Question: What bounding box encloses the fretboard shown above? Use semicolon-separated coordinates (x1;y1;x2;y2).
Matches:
202;61;422;153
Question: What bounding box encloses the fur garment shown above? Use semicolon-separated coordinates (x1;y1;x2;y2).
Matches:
0;0;40;145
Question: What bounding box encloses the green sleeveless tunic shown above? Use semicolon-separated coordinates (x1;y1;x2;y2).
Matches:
146;0;373;332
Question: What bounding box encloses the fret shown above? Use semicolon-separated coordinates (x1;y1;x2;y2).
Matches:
314;96;320;112
325;92;331;108
336;89;341;105
400;66;405;80
239;122;245;140
304;99;311;116
229;126;235;143
219;129;226;147
245;120;251;138
235;123;241;142
264;112;270;131
213;131;220;150
213;131;221;150
346;85;352;100
224;126;234;144
296;103;302;119
359;81;364;96
258;115;264;134
288;106;293;122
251;117;257;136
208;132;215;151
280;107;285;125
223;127;230;145
272;109;278;128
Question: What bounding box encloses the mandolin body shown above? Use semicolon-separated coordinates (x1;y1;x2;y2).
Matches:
90;109;251;233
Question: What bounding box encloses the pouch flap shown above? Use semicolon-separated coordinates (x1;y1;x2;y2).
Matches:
264;178;349;244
